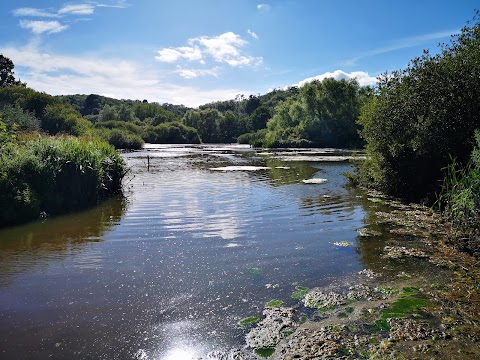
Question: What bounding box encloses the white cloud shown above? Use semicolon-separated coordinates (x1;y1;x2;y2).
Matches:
345;29;458;66
95;0;130;9
257;4;271;10
19;20;69;34
155;46;203;63
58;4;95;15
156;32;263;70
292;70;377;88
175;66;221;79
13;7;58;18
247;29;258;40
1;46;250;107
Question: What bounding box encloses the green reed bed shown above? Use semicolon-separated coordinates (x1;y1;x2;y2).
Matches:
0;135;127;227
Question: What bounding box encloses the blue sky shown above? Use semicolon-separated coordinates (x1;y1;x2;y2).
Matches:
0;0;476;107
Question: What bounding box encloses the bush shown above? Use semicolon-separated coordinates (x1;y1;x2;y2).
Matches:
237;129;268;147
0;135;126;227
358;12;480;202
94;120;143;135
143;122;201;144
94;127;144;149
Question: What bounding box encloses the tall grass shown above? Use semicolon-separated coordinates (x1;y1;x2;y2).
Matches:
439;131;480;256
0;134;127;227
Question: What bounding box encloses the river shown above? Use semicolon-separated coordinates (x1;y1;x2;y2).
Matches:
0;144;434;359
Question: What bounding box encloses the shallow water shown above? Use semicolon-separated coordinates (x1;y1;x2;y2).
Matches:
0;144;434;359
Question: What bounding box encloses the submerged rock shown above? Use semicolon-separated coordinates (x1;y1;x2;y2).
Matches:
388;319;444;342
303;290;346;309
383;246;428;259
206;349;257;360
245;307;296;349
358;269;380;279
272;327;342;359
357;227;382;237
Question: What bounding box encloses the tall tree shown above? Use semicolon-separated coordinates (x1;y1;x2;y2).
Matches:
0;55;25;87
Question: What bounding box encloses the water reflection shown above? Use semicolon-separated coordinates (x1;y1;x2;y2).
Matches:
0;195;127;286
0;144;399;359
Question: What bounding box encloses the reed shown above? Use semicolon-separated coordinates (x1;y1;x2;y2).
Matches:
0;134;127;227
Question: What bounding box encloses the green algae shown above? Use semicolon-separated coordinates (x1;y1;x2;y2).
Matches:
378;286;399;296
291;286;309;299
249;267;262;275
370;319;391;333
400;287;420;297
380;298;429;320
265;299;284;307
238;316;260;327
255;347;275;357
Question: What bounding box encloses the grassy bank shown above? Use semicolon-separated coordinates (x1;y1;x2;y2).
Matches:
0;134;127;228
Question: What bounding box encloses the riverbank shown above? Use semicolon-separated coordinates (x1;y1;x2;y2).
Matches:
215;189;480;359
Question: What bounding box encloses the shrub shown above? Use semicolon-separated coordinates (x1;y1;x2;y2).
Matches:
439;131;480;257
237;129;267;147
0;135;126;227
143;122;201;144
94;127;144;149
358;12;480;202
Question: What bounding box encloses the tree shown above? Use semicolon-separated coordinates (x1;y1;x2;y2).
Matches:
358;11;480;202
264;78;367;148
249;105;271;132
0;55;25;87
0;105;40;132
82;94;103;116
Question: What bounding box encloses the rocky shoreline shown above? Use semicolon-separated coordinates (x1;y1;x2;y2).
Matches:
201;190;480;359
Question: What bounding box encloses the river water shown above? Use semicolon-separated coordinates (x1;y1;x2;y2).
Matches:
0;144;398;359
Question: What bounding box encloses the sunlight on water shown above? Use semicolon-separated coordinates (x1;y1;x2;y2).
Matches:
0;144;373;359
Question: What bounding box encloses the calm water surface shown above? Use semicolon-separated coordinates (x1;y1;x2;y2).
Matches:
0;144;385;359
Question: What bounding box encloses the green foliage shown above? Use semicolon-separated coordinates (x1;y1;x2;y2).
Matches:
265;78;368;148
249;105;271;132
358;12;480;202
0;135;126;227
82;94;103;116
143;122;201;144
42;103;91;136
94;127;144;149
237;129;268;147
94;120;143;135
0;105;40;132
0;54;26;87
133;102;179;123
98;104;118;122
439;130;480;256
183;108;222;143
